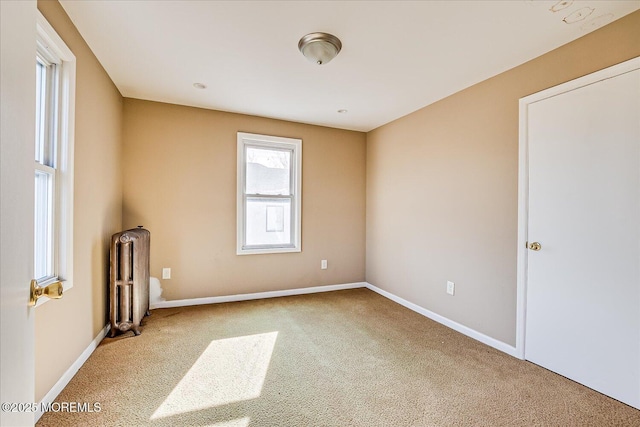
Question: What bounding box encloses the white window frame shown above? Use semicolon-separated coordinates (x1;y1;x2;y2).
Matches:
237;132;302;255
34;11;75;305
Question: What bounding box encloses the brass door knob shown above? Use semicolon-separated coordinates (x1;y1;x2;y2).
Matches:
29;279;63;306
528;242;542;251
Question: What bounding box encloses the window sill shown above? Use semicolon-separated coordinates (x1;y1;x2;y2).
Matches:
237;247;301;256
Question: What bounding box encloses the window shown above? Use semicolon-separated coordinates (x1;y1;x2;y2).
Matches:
34;12;75;295
237;132;302;255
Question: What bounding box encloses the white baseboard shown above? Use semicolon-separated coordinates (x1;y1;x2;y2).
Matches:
364;282;519;358
35;324;110;422
150;282;367;309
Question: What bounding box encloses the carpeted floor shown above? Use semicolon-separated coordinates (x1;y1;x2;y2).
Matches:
37;288;640;426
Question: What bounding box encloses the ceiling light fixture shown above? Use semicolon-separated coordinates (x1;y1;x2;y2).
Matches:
337;109;348;114
298;32;342;65
193;82;207;89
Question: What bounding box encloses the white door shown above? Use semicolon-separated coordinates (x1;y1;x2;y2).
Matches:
522;58;640;409
0;1;37;426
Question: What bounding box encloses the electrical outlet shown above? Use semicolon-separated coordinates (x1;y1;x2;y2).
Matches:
446;281;455;296
162;268;171;279
321;260;328;270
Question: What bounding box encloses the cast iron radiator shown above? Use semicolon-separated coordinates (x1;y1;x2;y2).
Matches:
109;227;150;337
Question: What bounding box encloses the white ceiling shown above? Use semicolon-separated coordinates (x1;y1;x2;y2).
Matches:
59;0;639;132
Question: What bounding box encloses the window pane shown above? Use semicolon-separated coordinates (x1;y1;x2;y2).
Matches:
35;60;46;164
246;147;291;195
245;197;292;247
35;170;54;280
35;58;56;168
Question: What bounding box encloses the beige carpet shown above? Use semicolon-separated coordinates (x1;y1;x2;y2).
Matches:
37;288;640;426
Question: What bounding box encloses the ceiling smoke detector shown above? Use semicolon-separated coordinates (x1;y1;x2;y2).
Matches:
563;7;595;24
549;0;573;13
298;32;342;65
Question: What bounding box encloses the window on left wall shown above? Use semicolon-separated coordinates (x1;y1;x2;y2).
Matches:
34;12;76;299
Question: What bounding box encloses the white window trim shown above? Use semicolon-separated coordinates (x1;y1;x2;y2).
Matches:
35;11;75;306
237;132;302;255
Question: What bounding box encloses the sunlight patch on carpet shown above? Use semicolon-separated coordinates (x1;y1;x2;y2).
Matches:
151;332;278;419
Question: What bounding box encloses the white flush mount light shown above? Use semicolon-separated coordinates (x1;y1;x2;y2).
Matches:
337;109;348;114
298;32;342;65
193;82;207;89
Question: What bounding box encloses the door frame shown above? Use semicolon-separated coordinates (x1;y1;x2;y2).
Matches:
515;56;640;360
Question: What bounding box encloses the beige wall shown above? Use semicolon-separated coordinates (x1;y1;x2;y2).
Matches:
366;11;640;346
122;99;366;300
35;0;123;401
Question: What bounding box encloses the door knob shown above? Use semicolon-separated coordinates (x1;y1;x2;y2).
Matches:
528;242;542;251
29;279;63;306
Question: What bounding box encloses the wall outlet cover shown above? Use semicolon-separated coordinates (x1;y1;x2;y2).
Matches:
447;281;455;295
